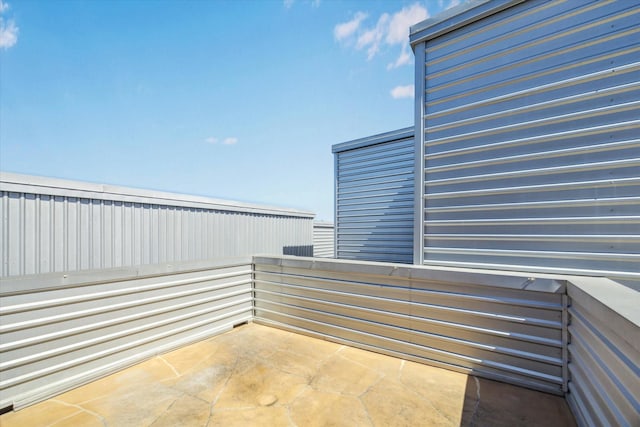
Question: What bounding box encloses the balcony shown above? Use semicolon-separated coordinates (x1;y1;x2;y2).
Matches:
0;256;636;426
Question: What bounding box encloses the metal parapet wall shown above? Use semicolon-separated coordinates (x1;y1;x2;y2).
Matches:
1;255;637;425
566;278;639;427
253;255;568;395
0;258;253;411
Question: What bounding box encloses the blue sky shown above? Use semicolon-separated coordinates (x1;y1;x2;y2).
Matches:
1;0;461;220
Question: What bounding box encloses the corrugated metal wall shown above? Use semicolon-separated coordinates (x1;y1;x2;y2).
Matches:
333;128;415;263
0;258;253;410
566;277;639;427
411;0;640;283
254;255;567;395
0;172;314;277
313;221;334;258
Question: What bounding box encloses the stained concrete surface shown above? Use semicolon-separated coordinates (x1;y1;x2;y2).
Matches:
0;323;576;427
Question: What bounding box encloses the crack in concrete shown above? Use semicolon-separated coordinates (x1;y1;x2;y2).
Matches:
50;399;108;427
157;355;181;378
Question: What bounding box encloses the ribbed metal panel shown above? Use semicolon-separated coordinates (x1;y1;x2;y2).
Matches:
333;128;415;263
412;0;640;283
313;221;334;258
0;172;314;277
253;255;567;395
0;258;253;410
566;278;639;427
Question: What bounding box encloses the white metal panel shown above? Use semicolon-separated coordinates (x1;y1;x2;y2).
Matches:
0;173;314;277
0;258;253;411
313;221;334;258
411;0;640;284
333;128;415;263
253;255;567;395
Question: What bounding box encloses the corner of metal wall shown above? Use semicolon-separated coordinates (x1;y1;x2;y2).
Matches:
333;153;338;259
562;291;570;394
413;41;426;265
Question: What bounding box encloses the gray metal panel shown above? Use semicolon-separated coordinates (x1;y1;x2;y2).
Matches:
412;0;640;281
253;255;566;394
313;222;334;258
0;258;253;410
0;173;314;277
333;129;415;263
566;278;639;427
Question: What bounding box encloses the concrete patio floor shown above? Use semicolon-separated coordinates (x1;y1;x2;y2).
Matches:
0;323;576;427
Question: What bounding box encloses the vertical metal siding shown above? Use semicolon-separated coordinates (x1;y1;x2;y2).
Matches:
333;128;415;263
253;255;567;395
566;278;639;427
0;259;253;410
0;173;314;277
412;0;640;282
313;221;334;258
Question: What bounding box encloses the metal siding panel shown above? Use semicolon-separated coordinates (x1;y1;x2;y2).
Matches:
313;222;334;258
253;256;565;394
0;260;253;410
566;280;640;427
419;0;640;279
0;174;314;277
335;134;415;263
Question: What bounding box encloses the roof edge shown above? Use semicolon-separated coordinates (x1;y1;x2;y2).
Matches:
0;171;315;218
410;0;524;47
332;127;414;154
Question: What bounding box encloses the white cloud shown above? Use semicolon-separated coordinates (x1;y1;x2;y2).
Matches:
390;84;414;99
387;44;412;69
205;136;238;145
311;0;321;8
283;0;294;9
386;3;428;45
334;11;367;42
356;13;389;60
335;3;428;67
446;0;461;10
0;0;17;49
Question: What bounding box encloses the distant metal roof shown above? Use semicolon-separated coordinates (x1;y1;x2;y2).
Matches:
332;127;414;154
410;0;523;47
0;171;315;218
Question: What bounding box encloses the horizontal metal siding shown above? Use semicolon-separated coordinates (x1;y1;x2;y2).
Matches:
313;222;334;258
335;132;415;263
0;259;253;410
253;256;566;394
0;174;314;277
418;0;640;280
566;279;639;427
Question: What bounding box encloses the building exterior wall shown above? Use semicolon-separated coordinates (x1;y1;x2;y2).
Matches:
313;221;334;258
411;0;640;286
333;128;415;263
0;172;314;277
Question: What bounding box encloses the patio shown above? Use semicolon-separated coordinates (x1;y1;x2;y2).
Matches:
0;323;575;427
